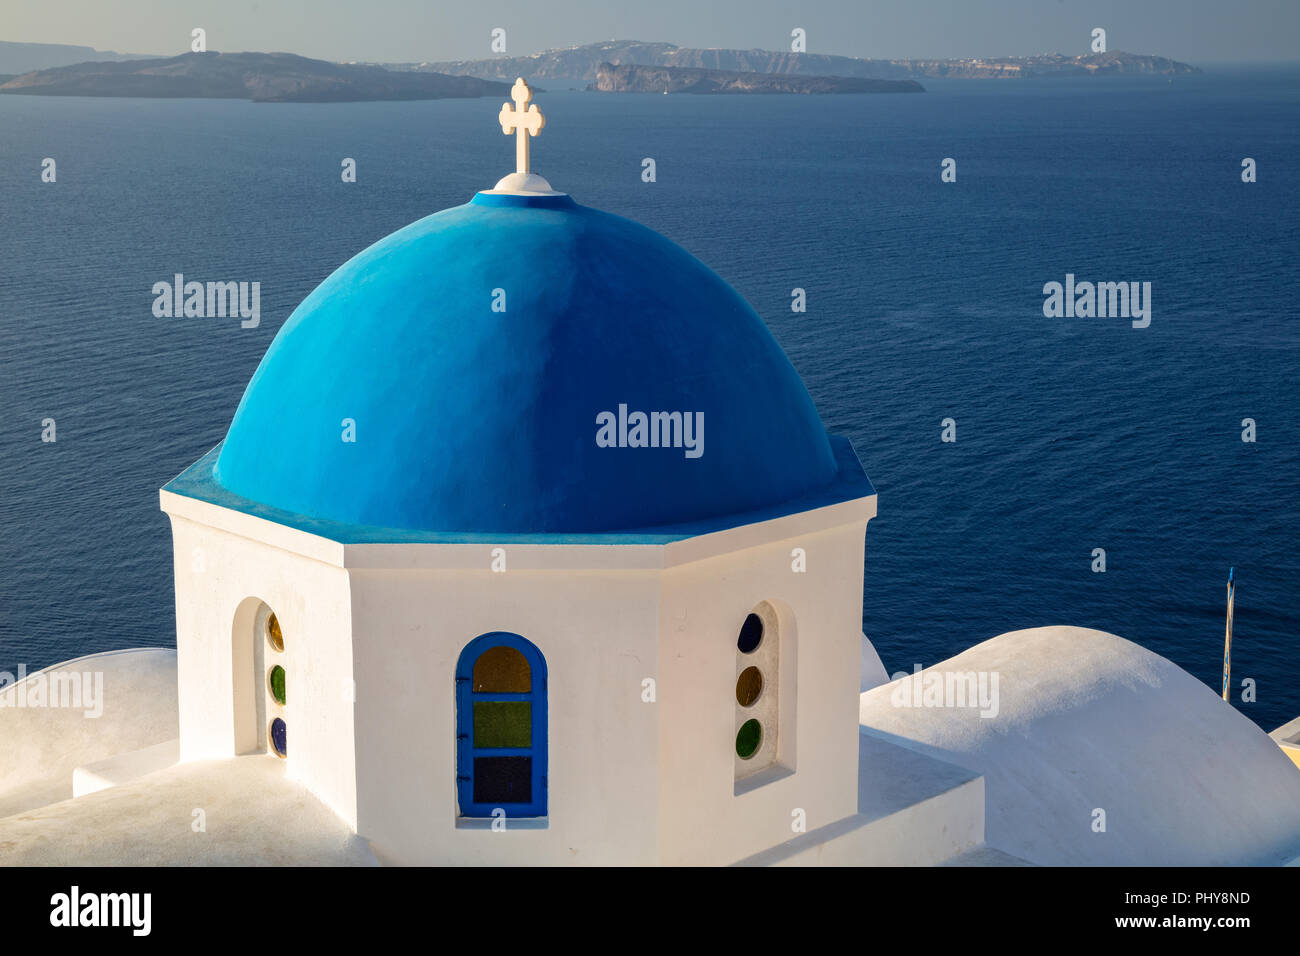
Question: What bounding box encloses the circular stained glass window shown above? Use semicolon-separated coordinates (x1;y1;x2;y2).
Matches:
737;613;763;653
266;612;284;652
736;666;763;707
736;719;762;759
268;665;286;706
269;717;287;758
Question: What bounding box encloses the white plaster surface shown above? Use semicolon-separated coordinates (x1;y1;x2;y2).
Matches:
0;756;379;866
860;633;889;691
165;512;359;829
859;626;1300;866
486;172;563;196
348;563;662;865
73;739;180;797
656;520;873;864
735;729;987;866
0;648;178;819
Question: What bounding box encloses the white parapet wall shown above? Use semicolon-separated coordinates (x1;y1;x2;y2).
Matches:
0;648;179;820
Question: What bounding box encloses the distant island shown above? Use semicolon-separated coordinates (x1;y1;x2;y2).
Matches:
590;63;923;94
0;39;158;75
398;39;1201;85
0;51;511;102
0;40;1201;103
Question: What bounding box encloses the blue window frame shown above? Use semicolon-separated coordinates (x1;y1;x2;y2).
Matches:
455;632;547;818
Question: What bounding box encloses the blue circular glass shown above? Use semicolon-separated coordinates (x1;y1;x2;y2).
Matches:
269;717;287;757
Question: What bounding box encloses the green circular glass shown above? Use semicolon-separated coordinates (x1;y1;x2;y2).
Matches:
268;665;286;706
736;719;762;759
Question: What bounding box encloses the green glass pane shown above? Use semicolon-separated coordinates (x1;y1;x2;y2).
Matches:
269;665;286;705
474;701;531;748
736;719;762;759
473;646;530;692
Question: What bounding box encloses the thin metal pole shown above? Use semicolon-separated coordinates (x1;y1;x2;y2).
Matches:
1221;567;1235;701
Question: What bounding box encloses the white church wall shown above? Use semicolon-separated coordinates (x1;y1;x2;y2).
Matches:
656;518;870;865
164;511;358;829
162;490;879;865
347;561;660;865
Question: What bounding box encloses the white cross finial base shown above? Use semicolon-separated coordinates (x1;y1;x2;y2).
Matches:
487;171;564;196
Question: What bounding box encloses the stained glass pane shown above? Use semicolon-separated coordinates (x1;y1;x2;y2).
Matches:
266;612;284;652
473;756;532;804
269;665;286;705
269;717;287;758
736;719;762;759
474;701;531;748
473;645;530;692
737;613;763;653
736;666;763;707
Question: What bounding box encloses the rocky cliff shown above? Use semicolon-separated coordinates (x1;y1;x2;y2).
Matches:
405;40;1199;85
589;63;924;94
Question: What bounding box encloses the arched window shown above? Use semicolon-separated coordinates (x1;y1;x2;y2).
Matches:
734;601;787;783
456;633;547;818
231;598;288;757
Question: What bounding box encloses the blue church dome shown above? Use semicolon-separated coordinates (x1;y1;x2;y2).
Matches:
210;191;844;535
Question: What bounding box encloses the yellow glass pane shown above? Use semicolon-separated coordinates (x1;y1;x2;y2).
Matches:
736;666;763;707
266;612;284;652
473;645;530;693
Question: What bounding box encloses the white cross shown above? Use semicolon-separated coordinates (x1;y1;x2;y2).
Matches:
498;77;545;176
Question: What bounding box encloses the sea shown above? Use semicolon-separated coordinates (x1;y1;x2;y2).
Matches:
1;67;1297;729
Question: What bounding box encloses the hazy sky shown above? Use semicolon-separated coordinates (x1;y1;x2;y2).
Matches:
5;0;1298;63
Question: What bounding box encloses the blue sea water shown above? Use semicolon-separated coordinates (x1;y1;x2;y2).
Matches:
1;69;1297;729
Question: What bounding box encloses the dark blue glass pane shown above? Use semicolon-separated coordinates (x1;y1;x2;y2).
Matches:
473;756;531;804
737;613;763;653
270;717;287;757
